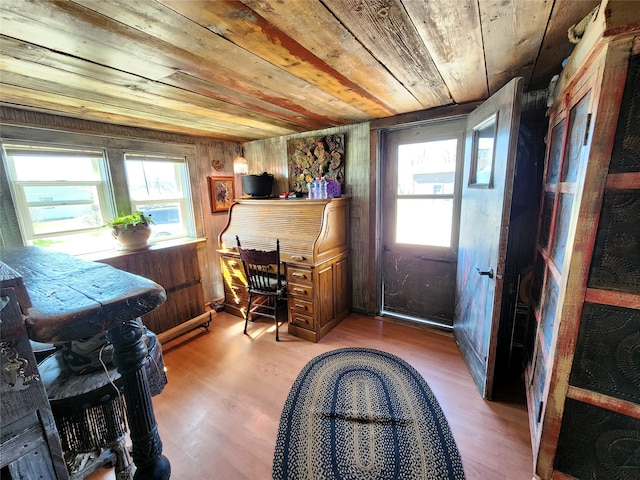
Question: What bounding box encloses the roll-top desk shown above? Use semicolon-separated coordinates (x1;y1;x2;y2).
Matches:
218;197;351;342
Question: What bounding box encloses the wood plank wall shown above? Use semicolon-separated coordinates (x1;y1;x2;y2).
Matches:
242;122;372;313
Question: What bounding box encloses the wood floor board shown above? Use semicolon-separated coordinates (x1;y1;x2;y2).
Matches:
86;312;533;479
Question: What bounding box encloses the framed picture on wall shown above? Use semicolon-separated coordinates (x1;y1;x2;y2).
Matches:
207;176;235;213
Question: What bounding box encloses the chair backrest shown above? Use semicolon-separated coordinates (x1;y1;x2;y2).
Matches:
236;236;284;294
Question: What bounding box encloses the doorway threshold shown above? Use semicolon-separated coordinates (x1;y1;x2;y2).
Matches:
378;311;453;334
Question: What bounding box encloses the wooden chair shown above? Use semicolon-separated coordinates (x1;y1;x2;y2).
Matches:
236;236;287;341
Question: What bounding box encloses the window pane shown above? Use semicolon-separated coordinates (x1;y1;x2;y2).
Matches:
10;153;103;181
125;160;182;201
396;198;453;247
470;114;497;187
136;203;187;240
27;185;104;234
398;139;457;195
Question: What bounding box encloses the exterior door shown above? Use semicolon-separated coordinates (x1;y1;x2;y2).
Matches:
380;118;466;326
454;77;523;399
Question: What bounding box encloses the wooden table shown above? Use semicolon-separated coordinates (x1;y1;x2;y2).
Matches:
1;246;171;480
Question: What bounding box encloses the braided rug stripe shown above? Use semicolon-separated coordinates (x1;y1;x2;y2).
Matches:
273;347;465;480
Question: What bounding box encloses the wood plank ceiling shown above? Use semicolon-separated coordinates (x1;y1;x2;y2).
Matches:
0;0;600;141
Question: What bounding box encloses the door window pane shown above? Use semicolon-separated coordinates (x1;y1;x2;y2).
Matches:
469;114;497;187
395;137;459;249
396;198;453;247
398;140;457;195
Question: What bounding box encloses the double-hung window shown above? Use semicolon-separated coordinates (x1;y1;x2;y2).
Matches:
2;142;115;254
124;152;194;241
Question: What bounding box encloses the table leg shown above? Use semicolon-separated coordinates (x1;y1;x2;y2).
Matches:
109;319;170;480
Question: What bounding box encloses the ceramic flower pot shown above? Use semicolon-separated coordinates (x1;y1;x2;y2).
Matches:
112;224;151;251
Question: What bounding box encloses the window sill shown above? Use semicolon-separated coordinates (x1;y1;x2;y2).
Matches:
76;237;207;262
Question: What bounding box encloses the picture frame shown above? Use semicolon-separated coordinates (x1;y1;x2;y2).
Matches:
207;176;235;213
287;134;345;194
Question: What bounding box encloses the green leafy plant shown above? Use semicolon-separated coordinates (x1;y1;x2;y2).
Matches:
105;211;154;229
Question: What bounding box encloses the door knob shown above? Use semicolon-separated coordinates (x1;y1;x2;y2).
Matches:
476;267;494;279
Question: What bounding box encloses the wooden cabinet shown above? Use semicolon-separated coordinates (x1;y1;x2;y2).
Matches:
525;4;640;478
83;240;206;335
219;197;351;342
1;264;68;479
288;253;351;342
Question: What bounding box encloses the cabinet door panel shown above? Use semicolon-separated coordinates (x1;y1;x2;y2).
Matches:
317;264;334;329
333;257;350;319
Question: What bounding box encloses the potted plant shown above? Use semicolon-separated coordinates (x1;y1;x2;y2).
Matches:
106;211;154;251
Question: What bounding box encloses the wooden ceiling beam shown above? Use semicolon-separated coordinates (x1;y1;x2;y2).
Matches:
0;90;238;140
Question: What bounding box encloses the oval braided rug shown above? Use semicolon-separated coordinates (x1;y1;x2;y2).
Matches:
273;347;465;479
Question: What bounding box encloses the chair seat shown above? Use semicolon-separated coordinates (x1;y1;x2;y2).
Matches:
247;275;286;295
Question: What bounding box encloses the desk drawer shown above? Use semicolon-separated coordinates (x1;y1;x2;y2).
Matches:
282;253;312;266
224;282;247;299
288;283;313;300
221;257;246;283
287;267;312;285
289;311;314;330
289;297;313;315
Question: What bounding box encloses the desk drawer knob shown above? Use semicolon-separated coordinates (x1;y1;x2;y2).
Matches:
294;303;308;310
292;288;307;294
291;255;305;261
229;261;239;268
292;272;307;279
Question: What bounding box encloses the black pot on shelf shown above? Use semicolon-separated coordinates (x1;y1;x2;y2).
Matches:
242;173;274;197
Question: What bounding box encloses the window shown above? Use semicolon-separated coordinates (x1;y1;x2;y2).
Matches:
2;143;115;254
124;153;194;241
2;139;197;256
395;138;460;248
469;114;497;188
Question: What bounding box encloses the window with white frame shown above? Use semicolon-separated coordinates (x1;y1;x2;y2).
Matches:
124;152;194;241
2;141;196;255
2;142;115;255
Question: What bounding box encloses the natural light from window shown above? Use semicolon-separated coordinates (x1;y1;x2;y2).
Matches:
3;145;115;255
396;139;458;247
124;154;193;241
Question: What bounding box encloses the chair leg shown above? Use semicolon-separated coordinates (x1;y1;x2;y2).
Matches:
274;297;279;341
244;293;253;335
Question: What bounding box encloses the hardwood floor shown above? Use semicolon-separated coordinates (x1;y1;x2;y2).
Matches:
87;312;533;479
